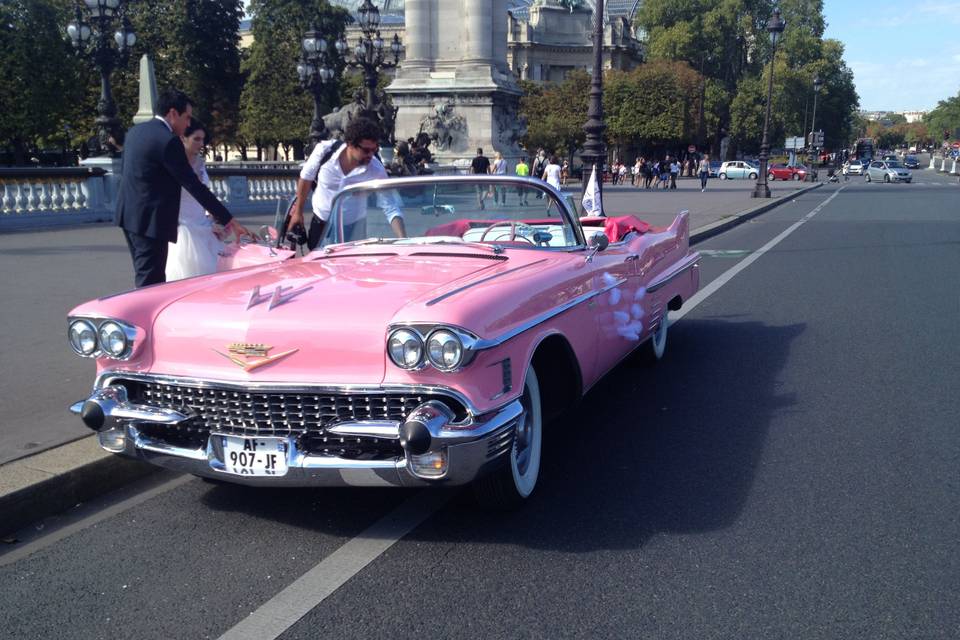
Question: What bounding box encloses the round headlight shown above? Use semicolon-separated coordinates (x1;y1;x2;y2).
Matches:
388;329;424;369
98;321;128;358
427;330;463;371
68;319;98;356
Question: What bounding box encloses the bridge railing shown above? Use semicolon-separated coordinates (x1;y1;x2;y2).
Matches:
1;162;465;230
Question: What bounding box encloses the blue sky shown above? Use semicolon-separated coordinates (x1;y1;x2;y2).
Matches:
823;0;960;112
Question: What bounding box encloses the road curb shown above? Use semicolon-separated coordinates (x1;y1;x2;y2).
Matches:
690;182;824;244
0;435;158;537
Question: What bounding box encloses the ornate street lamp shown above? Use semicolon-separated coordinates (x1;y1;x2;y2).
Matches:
752;6;786;199
66;0;135;157
805;74;823;181
336;0;403;145
298;25;337;144
580;0;607;213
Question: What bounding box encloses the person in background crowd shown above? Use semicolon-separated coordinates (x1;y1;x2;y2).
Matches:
633;158;642;186
515;156;530;206
561;159;570;186
471;147;491;209
532;148;548;199
669;158;680;189
490;150;508;206
542;155;562;190
697;153;710;191
659;158;670;189
643;158;653;188
618;161;628;186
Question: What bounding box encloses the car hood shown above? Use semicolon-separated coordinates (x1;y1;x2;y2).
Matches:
148;250;511;384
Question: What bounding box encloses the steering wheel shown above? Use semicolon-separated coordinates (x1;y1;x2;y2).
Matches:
479;221;536;244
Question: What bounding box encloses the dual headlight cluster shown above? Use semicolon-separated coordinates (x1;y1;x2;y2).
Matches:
387;326;479;372
68;317;136;359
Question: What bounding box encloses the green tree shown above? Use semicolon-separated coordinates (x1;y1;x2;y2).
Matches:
239;0;350;159
0;0;88;164
519;70;590;162
604;61;702;150
924;91;960;142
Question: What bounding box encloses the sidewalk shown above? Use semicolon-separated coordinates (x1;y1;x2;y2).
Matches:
0;179;823;536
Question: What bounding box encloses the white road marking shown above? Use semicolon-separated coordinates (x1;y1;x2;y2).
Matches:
672;185;847;323
217;489;453;640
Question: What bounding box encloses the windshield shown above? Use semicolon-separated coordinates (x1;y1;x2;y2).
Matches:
321;179;581;250
886;161;903;168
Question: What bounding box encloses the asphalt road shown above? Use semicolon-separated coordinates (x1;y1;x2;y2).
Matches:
1;170;959;639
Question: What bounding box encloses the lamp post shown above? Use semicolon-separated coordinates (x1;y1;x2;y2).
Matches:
298;25;337;144
336;0;403;145
805;74;823;181
66;0;135;157
580;0;606;213
751;6;785;199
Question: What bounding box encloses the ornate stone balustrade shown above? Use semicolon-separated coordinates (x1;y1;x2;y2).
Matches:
0;168;107;224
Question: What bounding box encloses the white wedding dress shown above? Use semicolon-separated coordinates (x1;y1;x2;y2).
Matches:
166;157;224;281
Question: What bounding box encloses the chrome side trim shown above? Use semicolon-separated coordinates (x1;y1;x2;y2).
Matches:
93;371;483;418
646;254;700;294
425;259;549;306
474;276;627;350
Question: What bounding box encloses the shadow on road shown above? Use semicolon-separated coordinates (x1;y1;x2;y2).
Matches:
194;318;803;553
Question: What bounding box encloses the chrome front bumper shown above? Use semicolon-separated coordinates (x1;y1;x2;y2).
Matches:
70;385;520;488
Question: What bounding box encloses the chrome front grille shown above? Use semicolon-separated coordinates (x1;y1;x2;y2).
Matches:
117;379;465;459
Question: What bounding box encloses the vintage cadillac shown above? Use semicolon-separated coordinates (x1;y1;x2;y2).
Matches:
68;176;700;508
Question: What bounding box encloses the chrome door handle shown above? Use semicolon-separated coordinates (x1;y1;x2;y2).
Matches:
624;254;639;262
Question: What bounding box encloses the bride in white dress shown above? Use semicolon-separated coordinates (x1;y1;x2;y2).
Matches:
166;118;225;281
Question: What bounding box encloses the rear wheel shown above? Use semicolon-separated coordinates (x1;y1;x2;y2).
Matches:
649;309;669;361
473;367;542;509
865;173;871;182
768;173;775;181
883;174;890;183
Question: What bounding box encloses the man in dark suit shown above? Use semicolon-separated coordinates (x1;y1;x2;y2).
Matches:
115;89;250;287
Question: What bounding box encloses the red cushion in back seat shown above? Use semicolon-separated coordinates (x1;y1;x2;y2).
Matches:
580;215;652;242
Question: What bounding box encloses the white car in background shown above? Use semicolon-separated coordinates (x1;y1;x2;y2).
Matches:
846;160;865;175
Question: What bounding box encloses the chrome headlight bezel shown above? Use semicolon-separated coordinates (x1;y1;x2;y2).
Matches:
67;317;137;360
426;329;464;371
68;319;99;357
387;328;426;370
387;324;479;372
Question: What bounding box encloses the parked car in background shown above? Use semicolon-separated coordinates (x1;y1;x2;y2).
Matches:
903;155;920;169
767;163;808;181
846;160;865;175
865;160;912;183
718;160;758;180
66;175;701;508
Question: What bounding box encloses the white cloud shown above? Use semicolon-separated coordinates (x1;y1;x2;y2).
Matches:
850;56;960;110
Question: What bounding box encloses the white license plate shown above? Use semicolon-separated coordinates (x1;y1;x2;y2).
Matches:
220;436;288;476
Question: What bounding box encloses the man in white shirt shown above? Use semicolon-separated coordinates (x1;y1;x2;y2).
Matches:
288;118;406;247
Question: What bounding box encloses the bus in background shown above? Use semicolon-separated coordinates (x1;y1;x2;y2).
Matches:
855;138;875;162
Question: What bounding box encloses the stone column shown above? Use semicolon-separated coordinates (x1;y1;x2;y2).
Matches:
463;0;493;64
493;0;508;73
404;0;431;68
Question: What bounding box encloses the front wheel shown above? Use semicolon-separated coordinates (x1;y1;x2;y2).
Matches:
749;172;758;179
473;367;542;509
719;173;727;180
793;173;802;181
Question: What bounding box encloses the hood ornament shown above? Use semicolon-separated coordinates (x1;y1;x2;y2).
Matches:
247;284;313;310
213;343;298;372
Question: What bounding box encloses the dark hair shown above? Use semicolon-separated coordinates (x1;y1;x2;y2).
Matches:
157;89;193;116
477;148;484;155
344;117;382;147
184;117;207;142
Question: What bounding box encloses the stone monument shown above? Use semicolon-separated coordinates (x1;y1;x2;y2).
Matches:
386;0;526;168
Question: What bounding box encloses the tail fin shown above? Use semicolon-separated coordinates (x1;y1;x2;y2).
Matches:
669;210;690;242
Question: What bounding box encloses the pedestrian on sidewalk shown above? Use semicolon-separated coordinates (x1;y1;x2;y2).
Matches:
489;151;507;206
471;147;490;209
659;157;670;189
532;148;547;199
697;153;710;191
542;155;562;191
643;159;653;189
515;156;530;206
669;158;680;189
561;159;570;186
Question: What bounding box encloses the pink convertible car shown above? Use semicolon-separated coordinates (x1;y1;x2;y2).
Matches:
68;176;699;508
